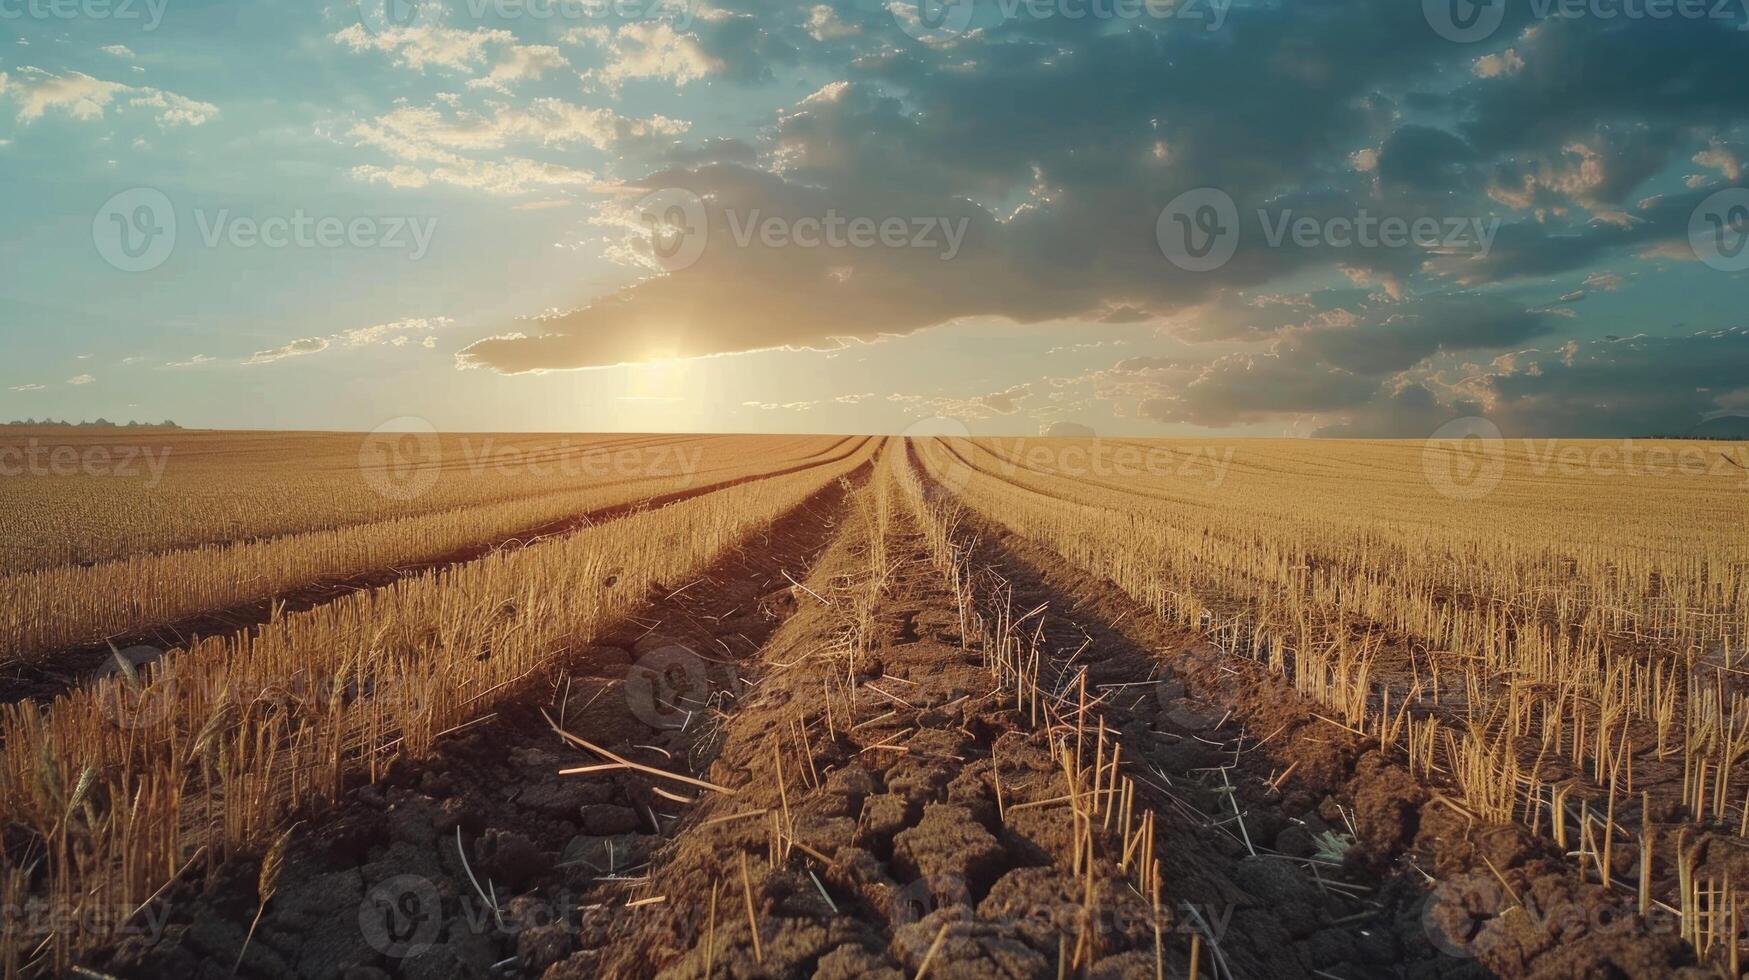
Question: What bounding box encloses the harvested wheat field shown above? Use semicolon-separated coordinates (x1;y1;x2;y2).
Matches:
4;431;1748;980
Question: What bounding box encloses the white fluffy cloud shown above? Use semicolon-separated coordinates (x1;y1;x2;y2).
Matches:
245;338;330;365
246;318;456;365
126;88;220;127
347;99;683;196
332;24;510;71
467;44;570;92
8;68;127;122
3;68;216;127
579;23;721;88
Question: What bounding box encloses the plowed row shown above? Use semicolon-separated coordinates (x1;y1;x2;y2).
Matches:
2;441;876;975
36;441;1726;980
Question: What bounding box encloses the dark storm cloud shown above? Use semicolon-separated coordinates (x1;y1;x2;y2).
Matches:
1461;14;1749;163
463;0;1749;434
1294;300;1555;376
1316;328;1749;437
1125;295;1561;426
1376;125;1478;196
1461;182;1743;283
1479;327;1749;437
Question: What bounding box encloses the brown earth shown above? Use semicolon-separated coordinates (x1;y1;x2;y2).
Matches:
76;472;859;980
66;462;1721;980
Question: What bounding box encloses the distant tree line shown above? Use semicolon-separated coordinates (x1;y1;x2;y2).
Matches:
2;419;181;428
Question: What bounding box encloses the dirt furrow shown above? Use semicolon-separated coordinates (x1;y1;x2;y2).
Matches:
74;472;862;980
578;504;1037;978
956;509;1706;978
0;437;868;707
544;470;1406;979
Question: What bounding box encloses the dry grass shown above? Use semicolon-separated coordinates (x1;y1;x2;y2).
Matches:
0;435;847;660
915;434;1749;946
1;431;837;573
0;439;875;973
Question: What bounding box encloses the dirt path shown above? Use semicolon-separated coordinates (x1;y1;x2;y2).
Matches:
544;480;1426;978
78;473;861;980
0;438;867;707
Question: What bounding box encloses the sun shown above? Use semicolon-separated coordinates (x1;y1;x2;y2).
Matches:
621;355;690;404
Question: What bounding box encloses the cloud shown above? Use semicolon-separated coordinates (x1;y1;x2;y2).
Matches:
975;384;1033;415
1320;328;1749;438
580;23;722;88
459;3;1578;374
66;374;94;385
3;68;215;127
246;318;456;366
1106;324;1749;438
1088;295;1560;429
1041;420;1098;438
9;383;45;392
331;24;510;72
1464;327;1749;437
441;0;1749;439
357;101;685;154
100;44;136;59
351;159;597;195
805;4;857;41
245;337;330;365
346;100;683;196
164;354;215;368
8;69;127;122
126;88;219;127
336;316;455;347
467;44;570;93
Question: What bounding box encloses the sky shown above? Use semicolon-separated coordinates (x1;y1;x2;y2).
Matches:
0;0;1746;437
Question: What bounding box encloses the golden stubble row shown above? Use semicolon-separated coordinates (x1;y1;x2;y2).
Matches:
965;435;1747;659
915;437;1747;817
0;436;847;660
913;435;1749;935
0;432;821;574
0;437;876;973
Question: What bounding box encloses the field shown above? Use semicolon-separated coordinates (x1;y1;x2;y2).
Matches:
3;430;1747;979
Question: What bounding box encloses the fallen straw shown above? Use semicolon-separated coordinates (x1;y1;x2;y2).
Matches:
740;852;763;964
542;708;736;795
915;920;953;980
